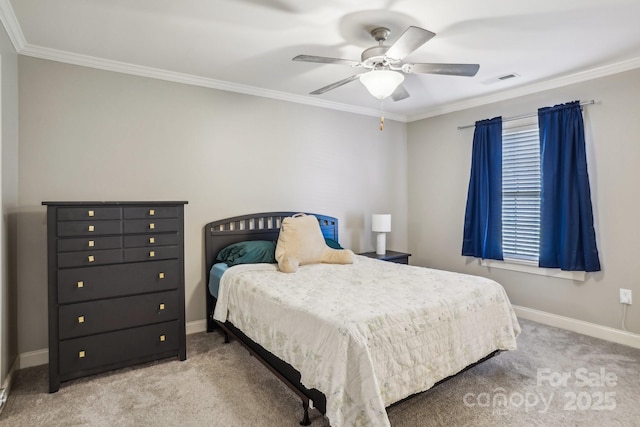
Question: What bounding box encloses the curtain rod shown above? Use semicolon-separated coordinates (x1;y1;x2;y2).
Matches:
456;100;595;130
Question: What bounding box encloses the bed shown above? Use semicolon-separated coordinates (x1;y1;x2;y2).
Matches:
205;212;520;427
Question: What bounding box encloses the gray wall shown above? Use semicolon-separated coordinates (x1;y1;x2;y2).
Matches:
407;68;640;332
15;53;640;357
0;22;19;385
17;56;409;354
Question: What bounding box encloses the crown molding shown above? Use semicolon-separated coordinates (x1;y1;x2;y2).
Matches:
19;43;408;122
22;40;640;125
0;0;25;52
7;1;638;126
407;56;640;122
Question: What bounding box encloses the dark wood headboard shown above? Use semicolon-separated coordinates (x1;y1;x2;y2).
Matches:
204;212;339;331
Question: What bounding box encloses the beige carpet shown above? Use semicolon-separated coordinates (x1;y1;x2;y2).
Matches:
2;319;639;426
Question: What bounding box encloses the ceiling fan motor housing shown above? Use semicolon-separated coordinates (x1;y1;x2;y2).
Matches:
361;27;403;69
361;45;390;67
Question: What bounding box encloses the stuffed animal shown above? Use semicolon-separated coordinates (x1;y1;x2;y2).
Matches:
275;213;354;273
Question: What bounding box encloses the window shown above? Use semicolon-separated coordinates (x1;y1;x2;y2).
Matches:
502;126;540;263
471;103;596;279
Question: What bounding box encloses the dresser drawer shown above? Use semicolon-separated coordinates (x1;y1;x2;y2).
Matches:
58;248;123;268
58;207;122;221
124;246;179;263
58;260;180;304
123;218;178;234
58;236;122;252
58;220;122;237
124;234;178;248
59;290;179;339
124;206;178;219
59;321;179;376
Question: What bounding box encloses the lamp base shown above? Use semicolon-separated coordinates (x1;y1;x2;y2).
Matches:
376;233;387;255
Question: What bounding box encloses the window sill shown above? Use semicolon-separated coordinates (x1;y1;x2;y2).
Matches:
480;258;586;281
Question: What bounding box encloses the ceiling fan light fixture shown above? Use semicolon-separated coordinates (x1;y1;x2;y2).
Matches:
359;69;404;100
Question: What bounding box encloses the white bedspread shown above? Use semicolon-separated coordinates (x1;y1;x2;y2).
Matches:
213;255;520;427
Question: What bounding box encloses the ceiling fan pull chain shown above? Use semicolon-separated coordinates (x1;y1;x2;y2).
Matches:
379;100;385;131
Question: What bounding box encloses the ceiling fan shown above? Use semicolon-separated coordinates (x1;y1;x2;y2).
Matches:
292;25;480;101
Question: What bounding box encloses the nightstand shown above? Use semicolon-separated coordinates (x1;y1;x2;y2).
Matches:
358;250;411;264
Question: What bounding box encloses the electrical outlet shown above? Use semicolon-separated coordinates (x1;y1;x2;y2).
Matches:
620;289;632;305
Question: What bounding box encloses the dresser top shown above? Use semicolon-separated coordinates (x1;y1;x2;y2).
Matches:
42;201;188;206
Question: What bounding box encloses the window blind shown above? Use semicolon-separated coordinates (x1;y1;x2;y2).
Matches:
502;128;541;262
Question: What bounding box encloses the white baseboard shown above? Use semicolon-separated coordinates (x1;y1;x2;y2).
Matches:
513;305;640;349
0;357;18;415
18;319;210;369
17;348;48;369
186;319;207;335
16;310;640;369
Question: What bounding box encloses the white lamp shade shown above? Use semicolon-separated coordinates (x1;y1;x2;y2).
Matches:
359;70;404;100
372;214;391;233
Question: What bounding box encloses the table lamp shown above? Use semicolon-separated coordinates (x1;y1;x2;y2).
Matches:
372;214;391;255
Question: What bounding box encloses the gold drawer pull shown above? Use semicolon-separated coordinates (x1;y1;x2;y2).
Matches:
88;210;94;217
159;335;166;342
88;240;95;247
159;303;165;311
78;316;85;323
77;281;84;288
149;251;155;258
149;237;155;244
88;255;95;263
149;223;155;230
88;225;95;232
149;209;155;216
158;272;165;279
79;351;86;358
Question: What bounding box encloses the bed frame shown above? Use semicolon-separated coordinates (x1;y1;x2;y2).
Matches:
204;212;499;426
205;212;336;425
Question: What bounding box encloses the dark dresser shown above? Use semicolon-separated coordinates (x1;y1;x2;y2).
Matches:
43;201;188;392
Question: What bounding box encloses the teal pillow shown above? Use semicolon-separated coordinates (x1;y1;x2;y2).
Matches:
324;238;343;249
216;241;276;266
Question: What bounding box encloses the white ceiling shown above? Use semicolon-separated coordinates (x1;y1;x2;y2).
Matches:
6;0;640;121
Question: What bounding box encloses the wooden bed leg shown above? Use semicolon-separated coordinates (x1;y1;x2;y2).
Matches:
223;331;230;343
300;400;311;426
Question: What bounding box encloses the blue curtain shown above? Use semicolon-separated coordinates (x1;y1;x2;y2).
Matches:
462;117;503;260
538;101;601;271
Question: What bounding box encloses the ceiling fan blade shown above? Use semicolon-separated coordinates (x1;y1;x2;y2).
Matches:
309;75;361;95
406;63;480;77
293;55;361;67
391;85;410;102
385;26;435;61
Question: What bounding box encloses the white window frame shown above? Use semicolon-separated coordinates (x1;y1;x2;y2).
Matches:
481;258;585;281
